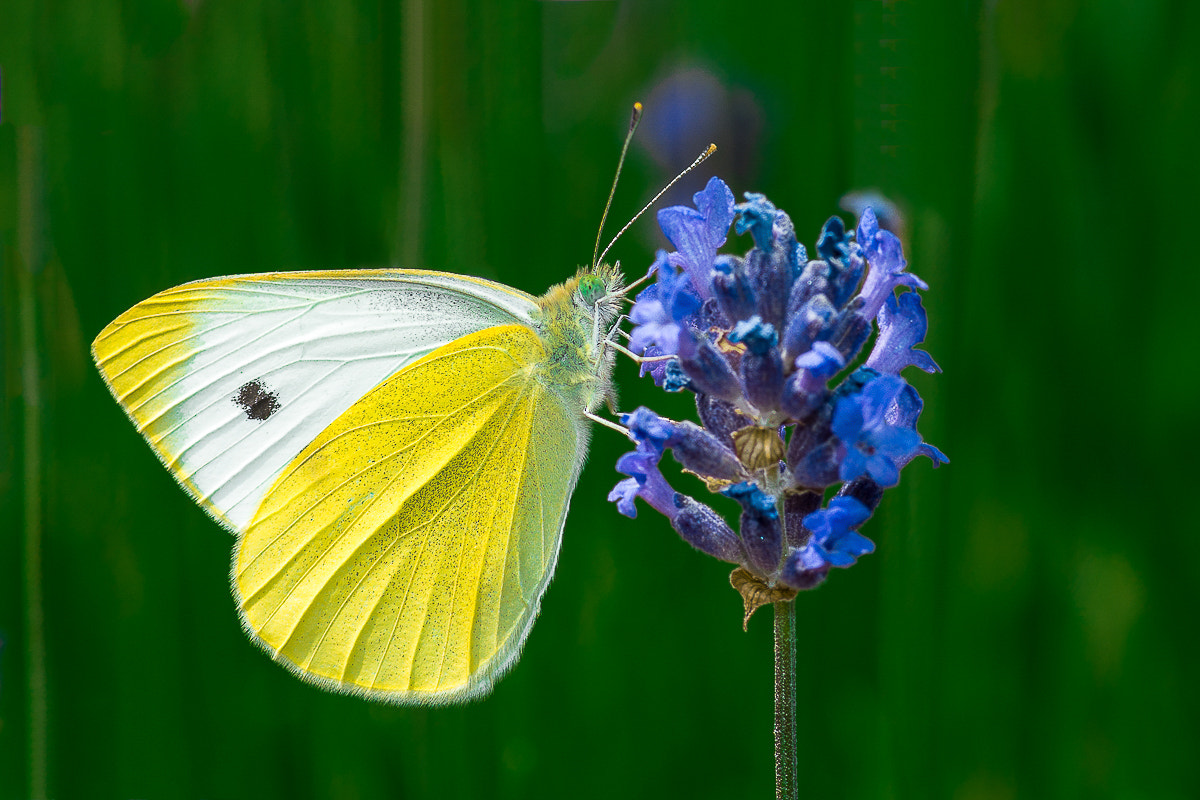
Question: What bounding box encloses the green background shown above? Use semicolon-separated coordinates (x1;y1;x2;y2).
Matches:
2;0;1197;798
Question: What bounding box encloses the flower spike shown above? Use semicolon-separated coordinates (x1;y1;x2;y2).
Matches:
615;183;945;606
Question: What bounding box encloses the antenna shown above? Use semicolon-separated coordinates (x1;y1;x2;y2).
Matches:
592;102;644;270
596;143;716;267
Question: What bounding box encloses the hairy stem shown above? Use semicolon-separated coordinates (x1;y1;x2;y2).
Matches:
774;599;797;800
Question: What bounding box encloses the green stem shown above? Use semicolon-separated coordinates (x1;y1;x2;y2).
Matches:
774;600;797;800
18;125;48;800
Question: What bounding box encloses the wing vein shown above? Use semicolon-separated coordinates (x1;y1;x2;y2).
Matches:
292;373;528;686
253;362;533;656
240;370;516;582
487;384;539;666
432;378;532;687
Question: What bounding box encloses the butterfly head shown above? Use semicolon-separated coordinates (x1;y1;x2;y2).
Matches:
575;262;625;331
578;274;607;307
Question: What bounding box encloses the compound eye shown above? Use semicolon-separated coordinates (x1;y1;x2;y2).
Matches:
579;275;607;307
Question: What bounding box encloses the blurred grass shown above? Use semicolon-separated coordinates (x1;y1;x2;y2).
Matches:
2;0;1198;798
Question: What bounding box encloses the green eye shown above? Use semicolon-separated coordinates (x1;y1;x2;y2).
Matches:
579;275;607;307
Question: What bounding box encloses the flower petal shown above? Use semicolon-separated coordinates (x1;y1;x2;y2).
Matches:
865;291;941;375
656;177;735;297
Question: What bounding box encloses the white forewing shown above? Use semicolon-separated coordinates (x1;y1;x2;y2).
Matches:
93;269;540;531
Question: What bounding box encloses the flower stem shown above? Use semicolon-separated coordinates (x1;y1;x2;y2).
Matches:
774;599;797;800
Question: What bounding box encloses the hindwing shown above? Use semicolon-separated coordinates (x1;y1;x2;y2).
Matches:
234;323;584;703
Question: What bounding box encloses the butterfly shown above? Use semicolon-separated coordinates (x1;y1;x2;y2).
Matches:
92;264;625;704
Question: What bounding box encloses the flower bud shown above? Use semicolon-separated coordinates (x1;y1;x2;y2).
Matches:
667;421;743;481
695;394;748;447
721;482;782;576
671;495;745;564
729;317;784;413
711;255;758;324
786;259;831;317
789;440;841;489
782;489;822;549
836;477;884;514
786;402;834;466
816;216;865;309
828;311;871;363
816;215;850;262
744;247;792;332
677;329;743;403
779;554;829;591
780;379;828;421
781;293;836;363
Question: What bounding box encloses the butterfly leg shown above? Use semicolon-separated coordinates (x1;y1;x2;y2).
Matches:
584;410;628;435
605;339;675;365
600;314;672;365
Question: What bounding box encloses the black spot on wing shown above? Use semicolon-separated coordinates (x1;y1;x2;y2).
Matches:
234;380;281;421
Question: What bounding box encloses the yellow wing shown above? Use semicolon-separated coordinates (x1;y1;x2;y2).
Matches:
234;323;584;704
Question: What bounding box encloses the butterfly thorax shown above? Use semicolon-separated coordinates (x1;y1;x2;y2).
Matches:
532;264;624;413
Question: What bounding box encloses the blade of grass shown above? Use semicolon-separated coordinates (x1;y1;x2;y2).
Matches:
18;123;48;800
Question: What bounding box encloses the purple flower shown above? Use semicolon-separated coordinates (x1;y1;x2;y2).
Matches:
802;497;875;566
617;407;744;484
656;176;736;298
608;439;672;519
611;187;945;601
833;374;923;487
734;192;782;252
607;409;678;519
794;341;845;377
781;497;875;589
794;340;846;389
623;406;675;446
722;481;783;574
884;381;951;469
728;316;785;413
865;290;940;375
780;341;845;420
607;476;644;518
853;207;928;321
628;252;704;384
629;252;703;355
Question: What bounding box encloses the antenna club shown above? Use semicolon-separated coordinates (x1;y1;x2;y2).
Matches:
627;103;644;133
